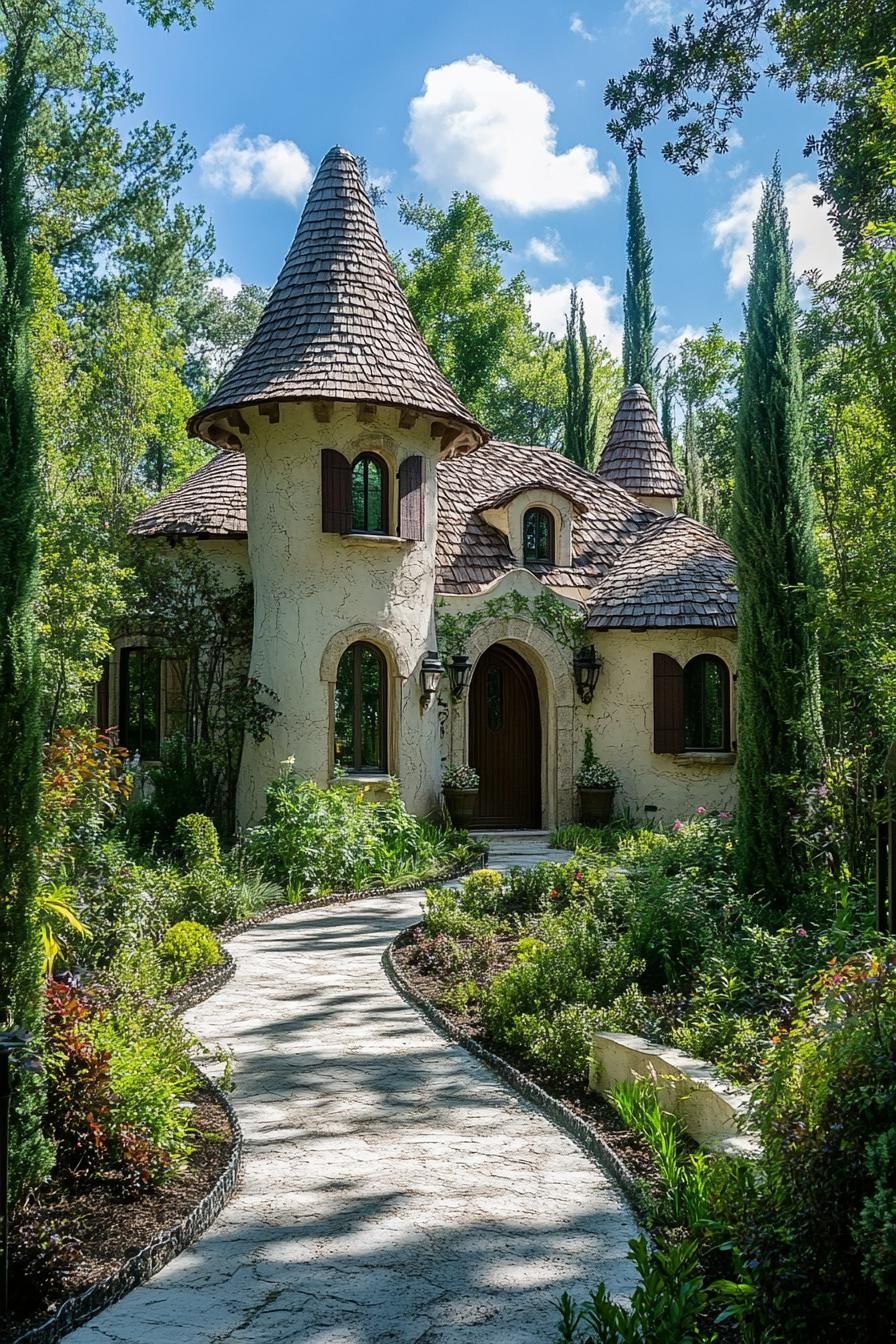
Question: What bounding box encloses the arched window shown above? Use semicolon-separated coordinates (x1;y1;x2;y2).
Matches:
351;454;388;533
523;507;555;564
683;655;731;752
334;641;388;773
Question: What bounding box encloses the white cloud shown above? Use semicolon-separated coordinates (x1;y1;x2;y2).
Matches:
727;129;744;150
576;78;587;89
407;55;616;214
570;12;595;40
529;278;624;358
657;324;704;365
710;173;841;293
208;274;243;300
526;230;563;265
625;0;674;24
200;126;313;205
369;170;394;193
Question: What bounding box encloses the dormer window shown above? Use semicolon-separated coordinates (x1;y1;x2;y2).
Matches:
523;508;555;565
351;453;388;534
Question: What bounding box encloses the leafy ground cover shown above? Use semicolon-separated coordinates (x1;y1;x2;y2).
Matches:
395;814;896;1341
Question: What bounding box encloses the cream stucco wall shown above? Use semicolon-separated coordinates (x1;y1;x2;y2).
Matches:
440;569;737;829
235;401;443;826
580;628;737;825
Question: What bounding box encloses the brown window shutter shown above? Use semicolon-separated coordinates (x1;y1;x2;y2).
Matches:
653;653;684;753
321;449;351;533
398;454;424;541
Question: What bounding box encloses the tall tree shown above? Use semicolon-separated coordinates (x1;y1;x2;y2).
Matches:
563;288;597;468
731;164;823;906
0;6;52;1195
673;323;740;531
622;159;656;401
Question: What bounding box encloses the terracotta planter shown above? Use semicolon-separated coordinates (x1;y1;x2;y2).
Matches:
578;786;615;826
444;787;479;827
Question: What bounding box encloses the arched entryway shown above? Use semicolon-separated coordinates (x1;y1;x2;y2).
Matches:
469;644;541;828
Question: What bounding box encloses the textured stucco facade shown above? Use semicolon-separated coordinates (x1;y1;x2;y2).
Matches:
235;401;443;825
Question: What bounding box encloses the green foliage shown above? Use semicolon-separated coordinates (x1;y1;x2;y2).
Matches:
247;772;469;896
168;860;246;928
574;729;620;790
731;164;823;908
668;321;740;532
557;1237;712;1344
174;813;220;868
158;920;222;986
604;0;896;246
742;950;896;1336
0;19;53;1196
435;589;586;658
396;192;564;443
564;287;597;468
622;160;656;402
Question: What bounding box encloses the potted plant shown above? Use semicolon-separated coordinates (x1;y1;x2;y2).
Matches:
575;730;620;826
442;763;480;827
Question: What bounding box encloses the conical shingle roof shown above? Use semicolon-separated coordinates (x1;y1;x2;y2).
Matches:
189;147;486;447
597;384;684;498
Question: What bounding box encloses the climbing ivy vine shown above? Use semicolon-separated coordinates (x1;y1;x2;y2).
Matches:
435;590;587;657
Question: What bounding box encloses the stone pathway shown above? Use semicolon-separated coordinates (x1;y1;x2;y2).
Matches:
69;837;638;1344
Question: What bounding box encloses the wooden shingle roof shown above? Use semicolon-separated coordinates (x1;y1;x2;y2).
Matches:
587;514;737;629
436;442;658;594
597;384;684;498
130;444;738;631
188;147;486;447
130;451;247;538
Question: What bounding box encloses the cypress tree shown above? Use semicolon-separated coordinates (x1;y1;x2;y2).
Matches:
0;20;51;1191
660;370;674;450
563;287;597;468
622;159;656;402
731;163;823;907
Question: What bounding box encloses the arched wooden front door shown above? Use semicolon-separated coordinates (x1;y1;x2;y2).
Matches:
469;644;541;829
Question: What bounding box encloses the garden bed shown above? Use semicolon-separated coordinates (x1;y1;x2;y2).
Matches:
6;1078;240;1344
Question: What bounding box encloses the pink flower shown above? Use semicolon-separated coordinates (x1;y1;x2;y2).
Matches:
672;819;683;832
719;811;730;820
796;926;807;937
696;806;706;816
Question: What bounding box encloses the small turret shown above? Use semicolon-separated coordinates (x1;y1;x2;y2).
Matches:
597;384;683;514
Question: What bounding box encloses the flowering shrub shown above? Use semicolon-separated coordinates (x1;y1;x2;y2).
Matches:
574;730;620;790
41;728;131;866
442;763;479;790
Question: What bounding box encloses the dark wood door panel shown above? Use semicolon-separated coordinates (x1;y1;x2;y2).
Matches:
470;644;541;829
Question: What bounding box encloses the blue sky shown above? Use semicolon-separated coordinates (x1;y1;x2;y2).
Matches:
109;0;841;360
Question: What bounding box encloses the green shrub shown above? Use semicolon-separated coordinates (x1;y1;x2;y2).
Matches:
458;867;504;915
105;938;170;998
158;921;223;986
174;813;220;867
557;1237;713;1343
123;733;205;853
422;887;502;939
742;949;896;1338
169;861;247;927
438;978;480;1013
246;773;463;894
73;842;176;969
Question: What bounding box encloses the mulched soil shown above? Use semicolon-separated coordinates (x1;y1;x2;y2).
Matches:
391;935;663;1203
3;1082;233;1343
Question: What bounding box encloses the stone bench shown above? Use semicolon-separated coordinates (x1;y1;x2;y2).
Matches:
588;1031;758;1157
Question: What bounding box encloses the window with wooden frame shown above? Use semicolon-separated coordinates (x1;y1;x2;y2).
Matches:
653;652;732;753
334;641;388;773
351;453;388;534
683;655;731;751
119;646;162;759
523;507;555;564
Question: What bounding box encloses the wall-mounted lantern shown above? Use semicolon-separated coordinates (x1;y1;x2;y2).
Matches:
447;653;472;701
573;646;602;704
419;651;444;708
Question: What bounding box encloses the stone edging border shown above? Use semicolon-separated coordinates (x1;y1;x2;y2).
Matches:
13;1073;243;1344
167;949;237;1014
383;928;645;1220
217;855;484;942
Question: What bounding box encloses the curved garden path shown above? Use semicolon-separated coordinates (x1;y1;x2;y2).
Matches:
68;837;638;1344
